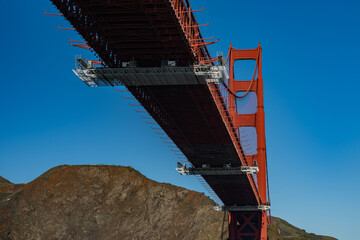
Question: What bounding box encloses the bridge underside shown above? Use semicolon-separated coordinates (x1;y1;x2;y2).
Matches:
51;0;260;208
51;0;198;67
128;84;259;206
50;0;267;239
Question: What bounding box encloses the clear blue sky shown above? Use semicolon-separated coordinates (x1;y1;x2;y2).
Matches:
1;1;359;239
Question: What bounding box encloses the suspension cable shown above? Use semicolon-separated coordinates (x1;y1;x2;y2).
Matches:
221;49;260;99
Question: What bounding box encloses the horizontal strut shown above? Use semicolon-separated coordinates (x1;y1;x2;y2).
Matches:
176;162;259;176
73;57;227;87
214;205;270;212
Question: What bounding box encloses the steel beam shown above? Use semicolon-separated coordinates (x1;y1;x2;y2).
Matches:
176;163;259;176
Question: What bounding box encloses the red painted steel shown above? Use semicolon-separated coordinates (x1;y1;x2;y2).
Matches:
48;1;269;239
227;44;269;239
228;211;267;240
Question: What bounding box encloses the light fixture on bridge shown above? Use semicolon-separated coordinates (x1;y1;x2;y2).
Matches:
161;60;176;67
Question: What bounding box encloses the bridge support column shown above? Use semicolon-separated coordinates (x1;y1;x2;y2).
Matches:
227;44;269;240
229;211;266;240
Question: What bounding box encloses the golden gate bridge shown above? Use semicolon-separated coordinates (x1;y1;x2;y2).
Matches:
46;0;270;239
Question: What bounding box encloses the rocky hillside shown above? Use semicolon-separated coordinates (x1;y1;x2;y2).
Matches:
0;177;23;203
0;177;12;184
0;165;227;240
267;217;336;240
0;165;336;240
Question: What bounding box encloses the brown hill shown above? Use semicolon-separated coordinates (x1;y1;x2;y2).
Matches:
0;165;227;240
0;177;12;184
0;177;23;203
0;165;336;240
268;217;337;240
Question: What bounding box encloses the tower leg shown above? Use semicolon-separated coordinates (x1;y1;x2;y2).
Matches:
229;211;267;240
